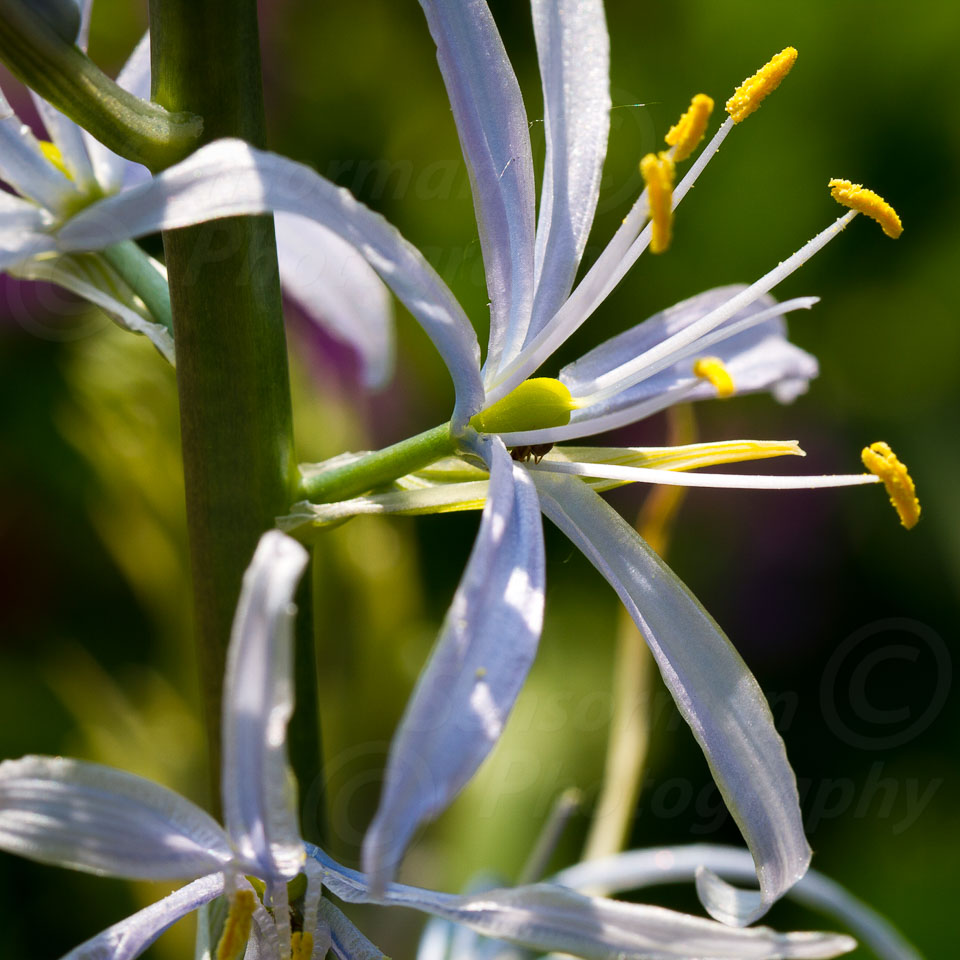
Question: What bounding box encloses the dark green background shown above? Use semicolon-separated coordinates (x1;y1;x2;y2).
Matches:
0;0;956;956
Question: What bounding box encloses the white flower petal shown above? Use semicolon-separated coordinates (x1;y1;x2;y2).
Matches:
82;31;153;195
532;475;812;926
10;252;175;362
528;0;610;341
57;138;485;427
311;847;855;960
0;756;232;880
0;90;79;211
274;211;394;389
417;0;536;373
61;873;225;960
30;93;98;190
362;436;544;892
555;844;922;960
319;899;388;960
77;0;94;51
222;530;309;881
0;194;57;269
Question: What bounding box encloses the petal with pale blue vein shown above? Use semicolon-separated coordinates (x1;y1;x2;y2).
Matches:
532;474;812;926
57;139;485;427
362;435;544;892
222;530;309;881
417;0;536;375
0;756;232;880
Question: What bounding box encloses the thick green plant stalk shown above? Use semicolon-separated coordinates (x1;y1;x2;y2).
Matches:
148;0;299;809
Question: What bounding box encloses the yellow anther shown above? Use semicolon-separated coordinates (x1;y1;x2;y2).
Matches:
665;94;715;162
216;890;256;960
39;140;72;179
640;152;675;254
828;179;903;238
291;931;314;960
861;441;920;529
725;47;798;123
692;356;736;398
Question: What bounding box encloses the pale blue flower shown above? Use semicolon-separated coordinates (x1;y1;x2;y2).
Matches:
0;1;393;386
42;0;895;926
0;531;858;960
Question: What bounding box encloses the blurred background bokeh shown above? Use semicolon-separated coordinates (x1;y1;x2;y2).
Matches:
0;0;957;956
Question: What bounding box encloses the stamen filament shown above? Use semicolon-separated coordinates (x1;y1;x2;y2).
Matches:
577;210;857;405
528;458;881;491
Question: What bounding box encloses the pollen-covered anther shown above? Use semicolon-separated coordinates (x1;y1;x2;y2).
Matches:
39;140;72;179
640;152;675;253
216;890;256;960
290;931;314;960
693;356;736;398
665;94;715;162
861;441;920;529
725;46;798;123
828;179;903;238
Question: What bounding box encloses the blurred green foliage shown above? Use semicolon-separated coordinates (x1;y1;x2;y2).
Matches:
1;0;957;957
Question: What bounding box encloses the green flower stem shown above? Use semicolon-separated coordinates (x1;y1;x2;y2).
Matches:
149;0;299;811
297;422;456;504
100;241;173;335
0;0;200;171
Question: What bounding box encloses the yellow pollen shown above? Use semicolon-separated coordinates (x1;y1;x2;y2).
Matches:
828;179;903;238
692;356;736;398
216;890;256;960
39;140;73;179
665;94;715;162
640;152;675;254
725;46;798;123
291;931;314;960
861;441;920;529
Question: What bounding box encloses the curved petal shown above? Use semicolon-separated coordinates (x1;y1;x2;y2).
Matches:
82;31;153;195
417;0;536;373
311;848;854;960
532;474;812;926
362;435;545;892
222;530;309;881
61;873;225;960
56;138;485;427
318;898;388;960
0;194;58;269
274;211;394;389
0;756;232;880
528;0;610;340
555;845;923;960
10;252;175;362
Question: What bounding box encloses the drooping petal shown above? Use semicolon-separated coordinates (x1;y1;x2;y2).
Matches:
528;0;610;340
274;211;394;389
222;530;309;881
532;474;812;926
82;31;153;195
10;252;175;362
0;756;232;880
319;899;388;960
310;847;855;960
362;435;544;892
554;844;923;960
56;139;485;426
417;0;536;373
0;90;79;211
61;873;225;960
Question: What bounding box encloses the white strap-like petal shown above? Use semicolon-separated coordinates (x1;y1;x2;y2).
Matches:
222;530;309;881
274;211;394;389
82;31;153;195
57;138;485;427
555;844;922;960
30;93;98;190
0;91;79;211
417;0;536;374
0;194;57;270
527;0;610;342
10;252;175;363
0;756;232;880
310;847;854;960
61;873;225;960
362;435;544;892
77;0;94;51
319;899;388;960
532;474;812;926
